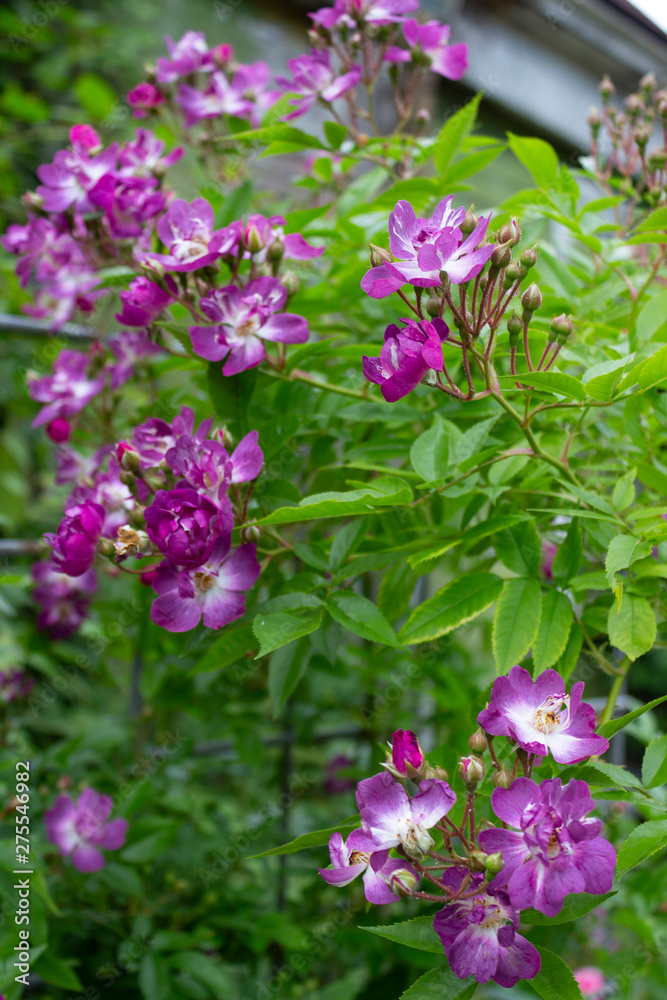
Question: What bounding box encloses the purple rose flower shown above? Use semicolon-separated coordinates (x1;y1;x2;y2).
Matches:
115;275;176;328
144;488;230;569
45;501;105;577
385;20;468;80
88;173;167;239
310;0;418;30
324;754;355;795
361;197;494;298
70;459;136;536
239;214;324;262
28;349;106;428
478;777;616;917
362;317;448;402
276;50;361;120
390;729;424;776
433;869;540;988
156;31;213;84
541;540;557;581
177;70;254;126
477;665;609;764
142;198;238;272
36;141;118;215
45;788;128;873
150;535;260;632
355;771;456;859
166;429;263;500
127;82;165;117
32;562;97;638
189;277;309;375
117;129;183;173
132;406;212;467
0;670;34;704
318;829;420;904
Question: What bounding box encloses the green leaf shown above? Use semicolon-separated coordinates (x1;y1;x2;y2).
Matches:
191;623;256;674
74;72;117;119
530;947;583;999
635;344;667;392
605;535;652;589
253;609;322;658
121;828;177;863
207;363;257;437
247;818;359;858
361;915;442;954
268;637;311;716
642;734;667;788
522;891;616;925
494;518;542;577
581;358;629;401
32;953;83;992
454;416;499;467
533;590;573;672
171;952;235;994
507;133;559;189
492;578;543;673
324;120;348;148
401;967;477;1000
255;477;413;526
616;820;667;877
446;145;503;183
139;952;171;1000
411;417;452;481
552;519;583;585
554;623;583;681
607;595;656;661
0;82;49;122
463;512;531;550
329;517;369;570
636;206;667;231
612;468;636;512
398;572;503;645
327;591;400;647
497;371;586;401
598;694;667;738
435;93;483;176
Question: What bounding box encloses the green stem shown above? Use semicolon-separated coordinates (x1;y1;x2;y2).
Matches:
490;389;582;487
265;367;368;400
599;656;631;726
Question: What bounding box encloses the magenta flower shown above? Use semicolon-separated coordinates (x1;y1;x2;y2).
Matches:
478;777;616;917
45;788;128;873
477;666;609;765
541;540;557;581
117;129;183;173
28;349;105;428
150;535;260;632
88;173;167;239
361;198;494;298
166;430;263;500
310;0;418;29
324;754;355;795
276;50;361;120
318;829;419;904
142;198;237;272
385;21;468;80
33;562;97;638
156;31;213;84
355;771;455;859
69;124;102;153
362;317;448;402
71;459;136;536
45;501;105;577
189;277;309;376
127;82;165;117
177;70;254;127
0;670;34;704
434;869;540;988
389;729;424;776
240;214;324;261
132;406;212;467
46;417;71;443
36;141;118;215
574;967;606;998
144;488;230;569
115;275;175;328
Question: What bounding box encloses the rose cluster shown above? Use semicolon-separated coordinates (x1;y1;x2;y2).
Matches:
45;788;128;873
34;406;264;635
316;667;615;988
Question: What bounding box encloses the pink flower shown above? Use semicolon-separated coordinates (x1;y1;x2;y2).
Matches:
385;20;468;80
88;173;167;240
0;670;34;703
574;967;606;998
354;771;456;859
36;142;118;215
276;50;361;120
115;275;176;328
45;789;128;872
310;0;418;30
389;729;423;776
142;198;238;272
477;666;609;765
144;488;230;569
189;277;309;376
117;129;183;173
150;535;260;632
127;82;165;117
107;330;163;389
362;317;448;401
541;540;557;581
318;829;420;903
46;417;71;443
361;197;494;297
69;124;102;153
32;563;97;638
166;430;263;501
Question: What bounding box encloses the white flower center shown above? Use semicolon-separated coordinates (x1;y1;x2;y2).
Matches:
194;571;216;594
236;316;261;338
532;694;570;734
349;850;370;866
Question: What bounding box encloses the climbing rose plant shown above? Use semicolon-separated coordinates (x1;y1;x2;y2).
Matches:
2;6;667;999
